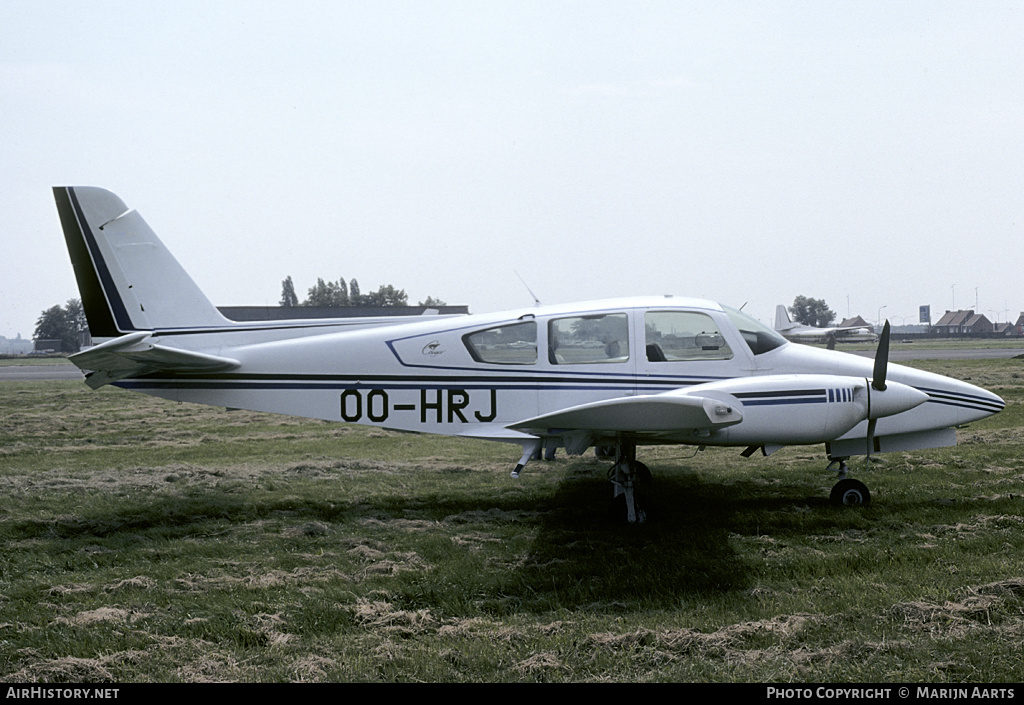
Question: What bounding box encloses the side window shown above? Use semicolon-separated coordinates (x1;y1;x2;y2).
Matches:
463;321;537;365
548;313;629;364
645;311;733;362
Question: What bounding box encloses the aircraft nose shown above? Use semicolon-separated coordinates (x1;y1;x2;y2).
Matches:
929;379;1005;424
976;386;1006;416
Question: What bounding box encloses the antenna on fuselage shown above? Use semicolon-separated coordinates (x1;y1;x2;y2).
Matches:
514;270;542;307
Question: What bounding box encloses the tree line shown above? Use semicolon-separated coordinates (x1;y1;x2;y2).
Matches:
30;276;449;354
280;276;445;308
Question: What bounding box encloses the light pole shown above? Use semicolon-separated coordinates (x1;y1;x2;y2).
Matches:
877;305;887;332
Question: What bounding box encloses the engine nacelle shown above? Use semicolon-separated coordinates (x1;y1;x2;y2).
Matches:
676;374;928;446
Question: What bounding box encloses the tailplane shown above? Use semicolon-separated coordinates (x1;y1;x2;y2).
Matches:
53;186;231;337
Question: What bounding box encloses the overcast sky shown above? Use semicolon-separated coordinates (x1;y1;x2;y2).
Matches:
3;1;1023;339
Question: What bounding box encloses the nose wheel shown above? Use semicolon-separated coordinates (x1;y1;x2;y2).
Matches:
826;457;871;507
830;477;871;507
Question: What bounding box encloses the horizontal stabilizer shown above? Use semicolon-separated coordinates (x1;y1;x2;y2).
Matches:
508;393;743;436
70;332;240;388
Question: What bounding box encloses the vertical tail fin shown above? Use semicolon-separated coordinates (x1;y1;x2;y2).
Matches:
774;305;794;332
53;187;231;337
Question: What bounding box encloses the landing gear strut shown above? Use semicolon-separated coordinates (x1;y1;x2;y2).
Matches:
607;440;651;523
826;456;870;507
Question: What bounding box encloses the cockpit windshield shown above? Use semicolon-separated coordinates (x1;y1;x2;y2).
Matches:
722;305;788;355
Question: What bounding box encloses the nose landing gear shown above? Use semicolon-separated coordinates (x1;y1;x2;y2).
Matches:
826;457;870;507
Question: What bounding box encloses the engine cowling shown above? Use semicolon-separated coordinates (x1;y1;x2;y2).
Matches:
674;374;928;446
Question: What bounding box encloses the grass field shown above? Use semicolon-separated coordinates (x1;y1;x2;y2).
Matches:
0;356;72;366
1;357;1023;682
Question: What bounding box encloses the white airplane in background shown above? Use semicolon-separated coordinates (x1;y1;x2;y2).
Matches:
54;187;1004;522
774;305;878;345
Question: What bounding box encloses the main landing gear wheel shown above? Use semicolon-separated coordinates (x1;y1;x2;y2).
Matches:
830;478;870;507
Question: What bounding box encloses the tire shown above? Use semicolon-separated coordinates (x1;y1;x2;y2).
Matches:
830;478;870;507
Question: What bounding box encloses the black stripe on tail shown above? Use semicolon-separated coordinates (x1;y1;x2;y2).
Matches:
53;187;135;336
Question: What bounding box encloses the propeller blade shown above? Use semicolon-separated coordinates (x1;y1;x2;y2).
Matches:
868;321;890;464
872;320;891;392
866;417;877;462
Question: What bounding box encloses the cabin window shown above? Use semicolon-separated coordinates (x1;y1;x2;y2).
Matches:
463;321;537;364
644;311;733;362
548;313;629;364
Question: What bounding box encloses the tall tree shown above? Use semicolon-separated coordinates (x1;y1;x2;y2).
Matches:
64;298;87;334
280;276;299;307
789;295;836;328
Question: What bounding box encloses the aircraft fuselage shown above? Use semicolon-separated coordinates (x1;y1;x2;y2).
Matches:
109;297;1002;455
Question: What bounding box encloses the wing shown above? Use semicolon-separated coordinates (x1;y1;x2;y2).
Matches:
71;332;240;389
508;393;743;442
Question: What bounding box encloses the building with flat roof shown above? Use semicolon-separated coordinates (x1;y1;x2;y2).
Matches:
218;305;470;321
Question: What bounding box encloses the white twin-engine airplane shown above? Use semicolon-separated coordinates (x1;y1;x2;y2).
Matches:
54;187;1005;522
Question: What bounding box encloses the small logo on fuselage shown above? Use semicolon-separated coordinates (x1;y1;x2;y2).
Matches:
422;340;444;356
